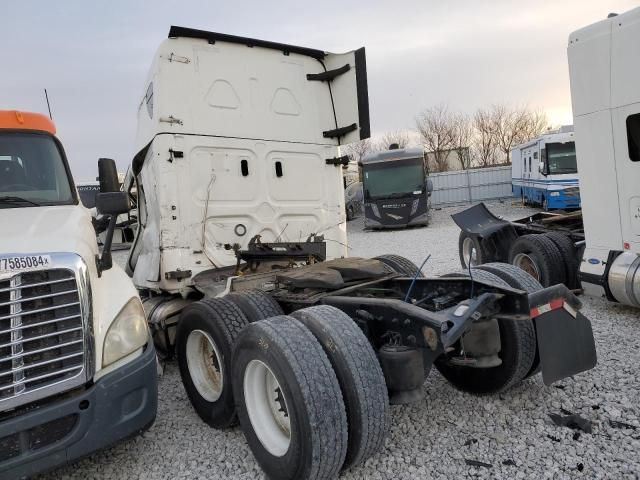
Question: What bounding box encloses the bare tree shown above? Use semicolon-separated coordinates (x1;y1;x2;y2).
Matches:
377;130;412;150
490;105;550;164
472;108;498;167
520;108;548;141
416;104;456;172
451;113;473;169
343;139;372;164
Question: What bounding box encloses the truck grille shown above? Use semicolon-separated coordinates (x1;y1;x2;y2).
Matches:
564;187;580;198
0;269;86;408
0;414;78;462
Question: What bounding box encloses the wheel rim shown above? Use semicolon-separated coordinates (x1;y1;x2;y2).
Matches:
185;329;224;402
462;237;479;267
512;253;541;282
243;359;291;457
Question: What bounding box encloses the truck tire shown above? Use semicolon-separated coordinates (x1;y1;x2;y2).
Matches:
226;289;284;323
290;306;389;468
233;316;348;480
176;298;249;428
474;262;544;294
435;269;536;394
473;262;543;378
544;232;580;289
458;231;491;269
374;254;424;278
508;234;566;287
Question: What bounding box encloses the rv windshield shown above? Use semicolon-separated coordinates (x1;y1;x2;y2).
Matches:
546;142;577;174
363;159;425;199
0;132;74;208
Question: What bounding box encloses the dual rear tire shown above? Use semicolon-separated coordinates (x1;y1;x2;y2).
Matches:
176;291;389;479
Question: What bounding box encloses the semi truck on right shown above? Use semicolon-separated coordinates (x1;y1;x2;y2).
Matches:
456;7;640;308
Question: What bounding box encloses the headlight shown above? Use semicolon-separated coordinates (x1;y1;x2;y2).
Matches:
410;198;420;215
550;192;560;197
103;297;149;367
370;204;381;218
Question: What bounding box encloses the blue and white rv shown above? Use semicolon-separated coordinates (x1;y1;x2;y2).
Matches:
511;126;580;210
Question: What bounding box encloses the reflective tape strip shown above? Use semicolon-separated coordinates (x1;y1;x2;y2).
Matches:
530;298;565;318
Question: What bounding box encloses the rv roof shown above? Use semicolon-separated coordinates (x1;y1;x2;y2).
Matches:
360;147;424;165
168;26;327;59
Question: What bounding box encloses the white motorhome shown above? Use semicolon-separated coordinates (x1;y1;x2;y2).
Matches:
0;111;156;478
568;7;640;306
511;126;580;210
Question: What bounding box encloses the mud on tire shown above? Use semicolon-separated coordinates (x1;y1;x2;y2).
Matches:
232;316;348;480
291;305;389;468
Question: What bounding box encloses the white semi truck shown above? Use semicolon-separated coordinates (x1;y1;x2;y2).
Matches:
456;7;640;308
0;111;157;478
126;27;597;479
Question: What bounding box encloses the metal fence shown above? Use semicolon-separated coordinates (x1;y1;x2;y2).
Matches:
430;165;512;207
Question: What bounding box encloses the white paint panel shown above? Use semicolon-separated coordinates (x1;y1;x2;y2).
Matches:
611;104;640;252
135;37;365;152
573;111;623;250
611;8;640;108
568;19;611;116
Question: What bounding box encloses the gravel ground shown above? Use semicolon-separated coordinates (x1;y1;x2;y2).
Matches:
42;200;640;480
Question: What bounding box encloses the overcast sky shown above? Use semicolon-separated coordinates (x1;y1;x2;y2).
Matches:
2;0;637;180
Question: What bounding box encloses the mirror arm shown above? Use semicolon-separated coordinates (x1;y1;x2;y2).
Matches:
96;215;117;276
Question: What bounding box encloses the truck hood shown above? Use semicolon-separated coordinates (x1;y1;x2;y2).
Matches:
0;204;98;262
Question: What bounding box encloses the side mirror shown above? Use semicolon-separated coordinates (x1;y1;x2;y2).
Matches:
95;159;128;275
96;192;130;216
538;161;546;175
98;158;120;193
426;178;434;194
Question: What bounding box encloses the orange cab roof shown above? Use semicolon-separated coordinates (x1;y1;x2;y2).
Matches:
0;110;56;135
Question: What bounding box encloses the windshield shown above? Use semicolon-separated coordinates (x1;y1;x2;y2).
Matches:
363;159;424;199
546;142;577;174
0;132;74;208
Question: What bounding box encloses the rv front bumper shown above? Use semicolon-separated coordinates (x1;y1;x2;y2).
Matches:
0;342;158;480
547;190;581;209
364;212;430;229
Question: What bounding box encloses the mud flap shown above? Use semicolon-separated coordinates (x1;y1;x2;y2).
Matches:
534;309;597;385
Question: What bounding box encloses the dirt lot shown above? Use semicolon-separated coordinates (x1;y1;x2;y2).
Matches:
44;201;640;479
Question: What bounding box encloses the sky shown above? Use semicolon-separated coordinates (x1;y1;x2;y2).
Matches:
2;0;637;180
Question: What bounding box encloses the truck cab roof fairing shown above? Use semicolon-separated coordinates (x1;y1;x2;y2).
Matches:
168;26;327;60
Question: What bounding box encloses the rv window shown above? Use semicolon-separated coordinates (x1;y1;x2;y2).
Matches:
528;157;531;172
275;161;283;178
627;113;640;162
241;159;249;177
533;152;538;159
